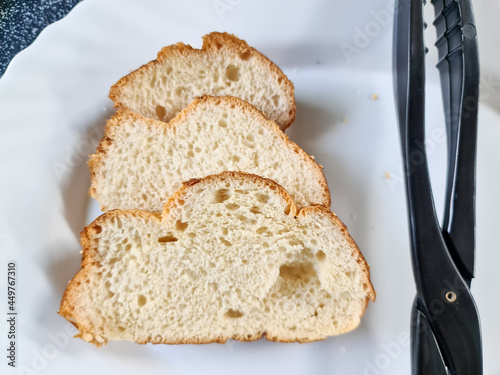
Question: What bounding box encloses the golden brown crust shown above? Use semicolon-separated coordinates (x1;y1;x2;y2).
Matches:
108;32;296;130
60;171;373;346
88;95;330;211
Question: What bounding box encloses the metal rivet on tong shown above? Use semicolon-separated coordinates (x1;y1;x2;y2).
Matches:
445;291;457;303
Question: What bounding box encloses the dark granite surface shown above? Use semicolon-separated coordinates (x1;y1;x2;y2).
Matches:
0;0;82;77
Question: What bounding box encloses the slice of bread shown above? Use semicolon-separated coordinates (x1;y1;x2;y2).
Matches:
59;172;375;346
89;96;330;212
109;32;295;130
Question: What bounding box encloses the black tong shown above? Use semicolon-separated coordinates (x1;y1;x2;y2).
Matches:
393;0;482;374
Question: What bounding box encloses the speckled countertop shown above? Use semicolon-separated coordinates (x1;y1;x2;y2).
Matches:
0;0;82;77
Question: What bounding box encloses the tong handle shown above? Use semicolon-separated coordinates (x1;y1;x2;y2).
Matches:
432;0;480;282
411;298;448;375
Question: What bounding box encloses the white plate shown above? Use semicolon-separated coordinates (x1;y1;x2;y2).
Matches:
1;1;499;374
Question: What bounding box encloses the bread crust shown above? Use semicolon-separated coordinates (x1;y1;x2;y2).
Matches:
109;32;296;130
59;172;374;346
89;95;331;211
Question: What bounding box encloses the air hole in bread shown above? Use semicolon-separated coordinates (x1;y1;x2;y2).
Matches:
237;215;249;223
220;237;232;247
224;309;243;318
255;193;270;204
106;257;119;268
214;188;231;203
250;206;262;214
225;203;239;211
242;259;248;264
155;105;167;121
187;150;194;157
175;87;186;96
284;204;291;215
315;250;326;262
242;139;255;148
175;220;188;231
138;295;147;307
166;66;173;75
279;262;316;283
218;119;227;128
118;326;125;332
256;227;268;234
225;64;240;81
272;94;279;106
158;235;178;243
94;225;103;234
238;50;252;61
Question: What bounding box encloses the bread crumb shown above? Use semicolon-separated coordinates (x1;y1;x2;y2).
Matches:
384;171;391;180
310;155;315;159
372;94;379;101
